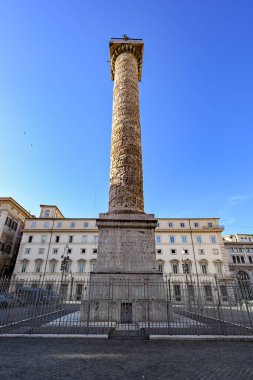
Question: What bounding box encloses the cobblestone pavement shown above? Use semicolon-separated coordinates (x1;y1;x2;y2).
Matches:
0;338;252;380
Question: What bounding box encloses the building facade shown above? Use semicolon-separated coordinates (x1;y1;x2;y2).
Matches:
223;234;253;284
13;206;229;288
0;197;31;277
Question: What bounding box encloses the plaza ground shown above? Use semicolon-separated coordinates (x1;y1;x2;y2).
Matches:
0;338;252;379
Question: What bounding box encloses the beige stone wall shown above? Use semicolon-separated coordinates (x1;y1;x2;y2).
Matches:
109;51;144;214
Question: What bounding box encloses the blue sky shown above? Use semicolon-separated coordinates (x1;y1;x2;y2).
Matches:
0;0;252;234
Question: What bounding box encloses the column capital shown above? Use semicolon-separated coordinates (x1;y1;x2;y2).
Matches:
109;37;144;81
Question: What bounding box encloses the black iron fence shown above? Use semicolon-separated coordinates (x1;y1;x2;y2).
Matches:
0;276;252;338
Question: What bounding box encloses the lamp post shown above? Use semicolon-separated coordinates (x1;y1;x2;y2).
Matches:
182;250;193;311
60;244;70;299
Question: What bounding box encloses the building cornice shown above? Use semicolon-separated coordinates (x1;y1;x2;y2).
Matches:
0;197;32;218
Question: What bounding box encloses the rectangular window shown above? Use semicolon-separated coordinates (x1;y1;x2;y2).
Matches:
57;222;62;228
28;236;33;243
35;262;42;273
168;222;173;228
93;248;97;254
171;249;176;254
81;248;86;254
182;249;189;254
208;222;213;227
49;262;57;273
25;248;30;254
156;236;161;243
82;235;88;242
210;236;216;244
31;221;37;228
84;222;89;228
212;249;219;255
181;236;187;243
21;262;27;272
69;236;73;243
204;285;212;301
157;249;162;254
169;236;175;243
198;249;205;255
67;248;72;254
38;248;45;255
220;285;228;301
70;222;75;228
44;222;50;228
94;235;98;242
215;263;223;275
180;223;185;228
194;222;199;228
53;248;58;254
41;235;47;243
55;236;60;243
78;262;85;273
157;222;160;227
196;236;202;244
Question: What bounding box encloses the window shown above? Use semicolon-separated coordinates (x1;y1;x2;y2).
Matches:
55;236;60;243
28;236;33;243
241;256;245;264
198;249;205;255
44;210;50;218
171;249;177;254
236;256;240;263
84;222;89;228
70;222;75;228
41;235;47;243
31;221;37;228
21;261;28;273
201;263;208;274
81;248;86;254
69;236;73;243
5;245;11;254
25;248;30;254
44;222;50;228
57;222;62;228
49;261;57;273
180;223;185;228
215;262;223;275
196;236;202;244
249;256;253;264
181;236;187;243
157;262;164;273
78;261;86;273
93;235;98;243
212;249;219;255
232;255;236;263
53;248;58;254
173;285;181;301
82;235;88;242
38;248;45;255
156;235;161;243
194;223;199;228
35;261;42;273
93;248;97;254
169;236;175;243
67;248;72;254
182;249;189;254
172;263;179;274
220;285;228;302
157;222;160;227
208;222;213;228
168;222;173;228
210;236;216;244
90;261;96;272
157;249;162;255
204;285;212;301
12;221;18;231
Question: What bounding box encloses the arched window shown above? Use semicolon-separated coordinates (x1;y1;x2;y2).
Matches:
241;256;245;264
232;255;236;263
199;260;208;274
170;260;179;274
90;260;96;272
157;260;164;273
44;210;50;218
49;260;57;273
78;260;86;274
236;256;240;263
249;256;252;264
214;261;223;275
34;259;43;273
21;260;29;273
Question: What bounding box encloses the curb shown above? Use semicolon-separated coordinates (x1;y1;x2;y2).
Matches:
150;335;253;341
